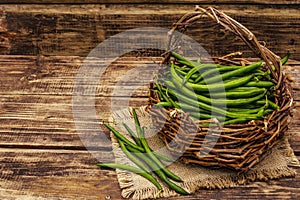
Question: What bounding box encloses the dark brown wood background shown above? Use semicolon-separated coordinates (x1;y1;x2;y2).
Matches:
0;1;299;199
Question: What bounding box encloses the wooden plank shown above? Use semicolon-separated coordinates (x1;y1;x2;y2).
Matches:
0;55;299;96
0;95;148;148
0;148;299;200
0;148;122;200
0;0;300;5
0;93;299;151
0;55;160;95
1;5;299;59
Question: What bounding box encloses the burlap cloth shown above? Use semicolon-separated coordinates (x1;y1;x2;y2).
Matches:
109;106;299;200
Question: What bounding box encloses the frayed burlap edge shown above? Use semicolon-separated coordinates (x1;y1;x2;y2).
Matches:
108;106;299;200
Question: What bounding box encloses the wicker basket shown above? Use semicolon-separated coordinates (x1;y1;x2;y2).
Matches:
146;6;294;171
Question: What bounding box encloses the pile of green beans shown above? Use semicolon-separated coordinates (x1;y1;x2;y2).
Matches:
96;109;189;195
153;52;289;125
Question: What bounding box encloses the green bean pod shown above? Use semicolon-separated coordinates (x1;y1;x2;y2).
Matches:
105;122;173;162
118;139;151;173
227;106;266;114
223;117;260;125
281;53;290;65
198;61;262;84
104;123;145;152
170;64;254;92
171;51;193;64
194;65;242;83
174;65;199;81
96;163;162;191
164;80;267;107
125;145;189;195
183;63;219;84
226;86;263;92
202;88;266;99
244;81;274;88
154;101;223;120
123;123;142;147
160;82;265;119
155;83;178;108
132;109;183;182
155;101;173;107
256;99;280;110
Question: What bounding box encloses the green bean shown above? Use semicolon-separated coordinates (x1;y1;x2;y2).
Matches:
132;108;144;138
224;108;274;125
122;123;143;149
155;100;210;114
132;109;183;182
104;123;145;152
125;144;174;164
256;99;280;110
153;152;174;163
223;117;261;125
171;52;208;72
173;64;190;72
153;84;164;101
156;83;178;108
161;82;264;119
226;86;263;92
171;51;192;63
198;61;262;84
156;87;212;114
96;163;162;191
118;139;151;173
263;109;274;115
155;101;172;107
121;134;174;163
154;100;223;120
174;66;199;81
281;53;290;65
164;91;179;109
188;111;226;121
125;145;189;195
183;63;219;84
266;53;290;74
201;88;266;99
176;102;212;114
227;106;266;114
156;91;270;116
170;63;254;92
154;167;189;195
194;65;242;83
164;80;267;107
122;120;173;162
244;81;274;88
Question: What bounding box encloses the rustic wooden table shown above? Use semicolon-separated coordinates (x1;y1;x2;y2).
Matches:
0;2;299;199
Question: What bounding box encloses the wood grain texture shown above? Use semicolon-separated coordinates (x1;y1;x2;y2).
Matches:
0;55;159;96
0;148;298;200
0;55;299;149
0;2;300;198
0;148;122;200
0;4;299;59
0;55;299;199
0;0;300;4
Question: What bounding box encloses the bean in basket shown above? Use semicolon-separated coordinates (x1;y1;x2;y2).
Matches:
152;52;289;125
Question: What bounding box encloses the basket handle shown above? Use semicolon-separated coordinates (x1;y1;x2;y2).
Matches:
167;6;283;88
